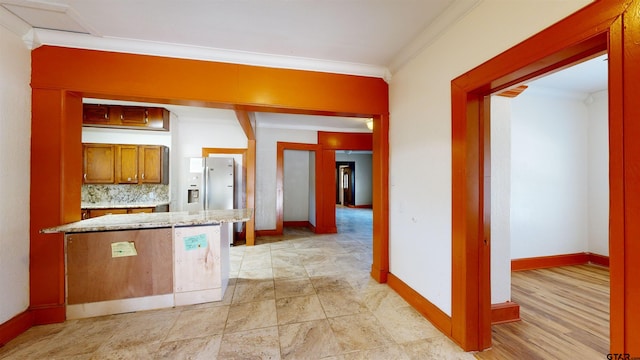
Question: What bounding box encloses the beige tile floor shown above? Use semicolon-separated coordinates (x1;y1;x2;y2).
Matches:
0;207;474;359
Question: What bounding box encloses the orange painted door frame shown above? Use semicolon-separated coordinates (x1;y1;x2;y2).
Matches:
275;142;331;234
29;46;389;325
316;130;388;283
451;0;638;353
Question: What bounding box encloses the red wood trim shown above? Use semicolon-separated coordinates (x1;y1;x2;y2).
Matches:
588;253;610;267
369;115;389;283
491;302;521;325
276;142;323;236
283;221;311;228
450;0;633;352
246;140;256;245
511;253;590;271
619;2;640;355
29;305;65;325
31;46;389;116
608;12;626;354
317;131;372;150
234;110;255;141
387;272;451;337
0;311;34;346
346;204;373;209
255;229;281;237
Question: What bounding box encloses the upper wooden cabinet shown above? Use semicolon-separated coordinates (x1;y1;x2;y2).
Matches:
83;143;169;185
83;104;170;131
115;145;139;184
83;144;115;184
139;145;169;184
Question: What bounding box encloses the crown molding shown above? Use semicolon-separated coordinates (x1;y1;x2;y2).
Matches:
0;5;31;38
388;0;482;74
29;28;392;81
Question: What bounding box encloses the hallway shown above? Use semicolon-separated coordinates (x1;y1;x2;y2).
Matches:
0;207;472;359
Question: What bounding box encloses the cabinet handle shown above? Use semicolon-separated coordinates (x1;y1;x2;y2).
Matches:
83;173;87;181
141;173;145;180
120;114;124;120
104;113;108;120
144;110;148;124
134;174;138;180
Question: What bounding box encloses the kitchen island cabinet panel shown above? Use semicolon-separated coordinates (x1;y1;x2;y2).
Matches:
66;228;173;305
173;224;230;306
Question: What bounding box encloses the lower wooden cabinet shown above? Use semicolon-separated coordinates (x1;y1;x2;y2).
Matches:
83;207;154;219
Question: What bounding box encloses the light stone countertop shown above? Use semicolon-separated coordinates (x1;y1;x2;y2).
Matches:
41;209;253;234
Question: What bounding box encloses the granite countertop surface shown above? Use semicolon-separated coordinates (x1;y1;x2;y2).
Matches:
41;209;253;234
81;201;170;209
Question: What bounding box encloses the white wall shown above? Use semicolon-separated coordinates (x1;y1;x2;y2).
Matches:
255;126;317;230
172;111;248;210
0;25;31;324
388;0;591;315
81;126;172;147
335;152;373;206
490;96;512;304
587;90;609;256
510;89;589;259
283;150;310;222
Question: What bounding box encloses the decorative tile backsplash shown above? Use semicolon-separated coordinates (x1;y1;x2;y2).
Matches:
82;184;169;204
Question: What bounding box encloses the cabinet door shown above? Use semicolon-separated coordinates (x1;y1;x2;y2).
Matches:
140;145;168;184
88;208;127;218
146;108;170;130
83;104;110;124
120;106;148;125
139;146;162;183
83;144;115;184
128;207;154;214
115;145;139;183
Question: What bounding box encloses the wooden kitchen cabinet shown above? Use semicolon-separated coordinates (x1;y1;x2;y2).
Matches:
115;145;139;184
83;104;110;124
82;104;170;131
83;144;115;184
139;145;169;184
86;208;128;218
84;207;154;219
83;143;168;185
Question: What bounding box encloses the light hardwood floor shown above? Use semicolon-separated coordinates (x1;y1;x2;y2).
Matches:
475;264;610;359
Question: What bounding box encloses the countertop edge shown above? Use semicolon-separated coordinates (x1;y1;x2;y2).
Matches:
41;209;253;234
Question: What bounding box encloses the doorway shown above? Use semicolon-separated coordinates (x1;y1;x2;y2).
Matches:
488;54;610;355
336;161;355;207
450;0;639;352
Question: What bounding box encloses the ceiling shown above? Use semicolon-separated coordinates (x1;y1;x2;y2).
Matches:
527;53;608;96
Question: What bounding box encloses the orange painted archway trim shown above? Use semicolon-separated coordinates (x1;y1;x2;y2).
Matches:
29;46;389;326
451;0;638;353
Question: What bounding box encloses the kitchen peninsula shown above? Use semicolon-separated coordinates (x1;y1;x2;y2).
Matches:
42;209;252;319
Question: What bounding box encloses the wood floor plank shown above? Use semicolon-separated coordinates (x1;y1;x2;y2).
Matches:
475;264;609;359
